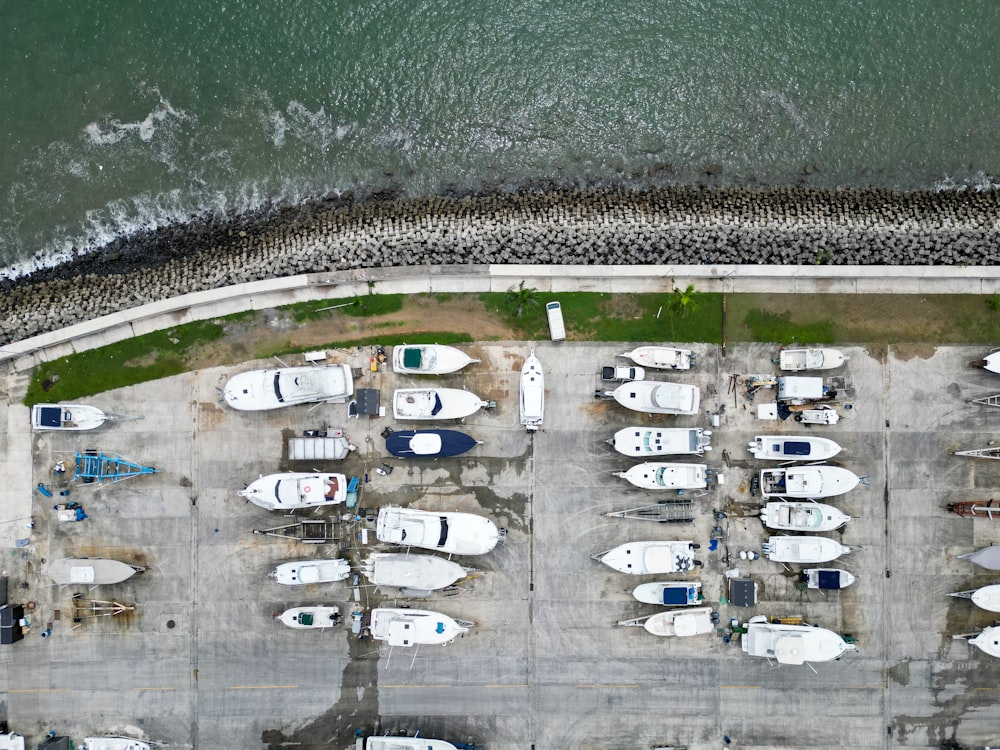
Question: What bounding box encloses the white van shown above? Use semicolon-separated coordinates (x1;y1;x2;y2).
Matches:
546;301;566;341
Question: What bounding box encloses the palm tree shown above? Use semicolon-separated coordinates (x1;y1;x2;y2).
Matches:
668;284;699;318
505;281;540;319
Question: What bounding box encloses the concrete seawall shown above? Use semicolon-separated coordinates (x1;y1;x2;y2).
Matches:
2;185;1000;346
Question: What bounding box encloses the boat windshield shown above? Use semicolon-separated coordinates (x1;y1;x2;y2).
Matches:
431;393;444;416
273;372;284;402
436;517;449;547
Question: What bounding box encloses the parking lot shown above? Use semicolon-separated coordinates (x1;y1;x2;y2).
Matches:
5;340;1000;750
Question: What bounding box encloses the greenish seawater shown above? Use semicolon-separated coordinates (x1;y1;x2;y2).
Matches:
2;0;999;276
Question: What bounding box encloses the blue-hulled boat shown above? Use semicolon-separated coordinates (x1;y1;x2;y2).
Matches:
384;429;480;458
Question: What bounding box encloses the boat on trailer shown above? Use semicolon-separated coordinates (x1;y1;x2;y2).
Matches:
954;626;1000;658
74;450;160;485
519;351;544;432
762;535;851;563
618;606;715;637
777;348;848;371
609;427;712;456
392;344;480;375
632;581;703;606
759;465;861;499
947;500;1000;519
760;501;852;532
949;584;1000;612
46;558;145;585
31;404;136;431
971;349;1000;374
614;462;708;491
619;346;695;371
800;568;856;590
748;435;841;461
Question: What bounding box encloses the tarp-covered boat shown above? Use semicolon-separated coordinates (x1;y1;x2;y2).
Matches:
386;429;480;458
46;558;144;585
362;552;469;593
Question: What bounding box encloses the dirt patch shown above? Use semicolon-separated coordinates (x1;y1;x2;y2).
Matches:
891;343;938;362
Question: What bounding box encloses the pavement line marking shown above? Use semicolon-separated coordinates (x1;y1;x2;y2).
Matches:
230;685;298;690
382;684;452;689
485;683;530;688
10;688;69;694
721;685;762;689
575;684;638;689
132;687;176;692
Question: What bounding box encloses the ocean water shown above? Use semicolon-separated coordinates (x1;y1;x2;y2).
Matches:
2;0;999;278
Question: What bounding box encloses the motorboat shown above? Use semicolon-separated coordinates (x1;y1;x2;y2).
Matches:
759;501;852;532
392;344;480;375
948;584;1000;612
238;472;347;511
519;351;544;432
223;364;354;410
955;627;1000;658
604;381;700;416
795;406;840;425
361;552;469;594
632;581;703;606
81;739;151;750
614;462;707;491
763;535;851;563
748;435;842;461
276;605;340;629
376;505;500;556
270;559;351;586
601;365;645;382
393;388;490;421
369;607;472;647
741;615;856;665
609;427;712;457
971;349;1000;374
800;568;856;590
619;346;695;370
32;404;108;430
46;558;144;585
759;465;860;499
0;731;23;750
776;376;833;403
777;348;848;371
385;429;481;458
957;545;1000;570
592;541;700;575
618;606;715;637
358;736;460;750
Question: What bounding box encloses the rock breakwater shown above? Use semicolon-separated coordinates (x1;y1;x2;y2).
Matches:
2;185;999;344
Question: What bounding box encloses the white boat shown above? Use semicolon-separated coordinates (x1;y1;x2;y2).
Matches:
276;605;340;629
795;406;840;425
959;627;1000;657
592;541;699;575
362;552;469;593
759;465;860;499
392;344;480;375
223;364;354;410
369;607;472;646
741;615;856;665
972;349;1000;374
239;472;347;511
614;462;707;491
270;559;351;586
606;381;700;416
609;427;712;457
957;545;1000;570
393;388;490;421
778;348;848;371
632;581;703;606
759;501;852;532
800;568;856;590
0;731;23;750
358;737;460;750
748;435;841;461
31;403;108;430
948;584;1000;613
46;558;144;585
619;346;695;370
81;738;151;750
619;606;715;637
376;505;500;556
763;535;851;563
519;351;545;432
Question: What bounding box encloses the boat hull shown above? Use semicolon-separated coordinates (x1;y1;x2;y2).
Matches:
642;607;714;637
239;473;347;510
392;344;479;374
958;545;1000;570
615;462;707;490
385;429;479;457
801;568;856;589
393;388;487;420
376;506;500;556
764;535;850;563
595;541;697;575
277;606;340;629
364;552;468;591
760;501;852;532
46;558;140;585
363;739;459;750
971;585;1000;612
760;465;860;499
778;347;848;371
370;607;470;646
223;365;354;410
620;346;694;370
743;618;855;664
272;559;351;585
610;381;700;415
632;581;702;606
82;738;151;750
748;435;842;461
519;352;544;431
32;403;108;430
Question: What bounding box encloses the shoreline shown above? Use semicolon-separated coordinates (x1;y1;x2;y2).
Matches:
3;184;1000;344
